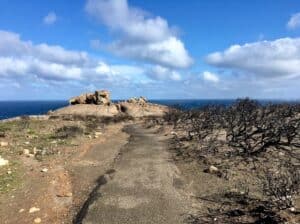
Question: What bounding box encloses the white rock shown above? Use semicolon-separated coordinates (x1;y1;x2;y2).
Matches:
24;141;30;145
29;207;40;213
41;168;48;173
19;208;25;213
0;142;8;147
209;165;219;173
7;170;12;175
95;131;102;138
23;149;30;155
0;156;9;166
290;207;295;212
34;217;41;223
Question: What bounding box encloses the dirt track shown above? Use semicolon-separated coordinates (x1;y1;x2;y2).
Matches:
76;124;192;224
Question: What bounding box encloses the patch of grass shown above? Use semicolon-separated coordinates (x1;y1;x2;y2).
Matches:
27;128;36;135
52;125;84;139
0;122;12;133
0;161;21;194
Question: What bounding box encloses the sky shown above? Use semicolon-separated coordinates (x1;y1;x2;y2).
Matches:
0;0;300;100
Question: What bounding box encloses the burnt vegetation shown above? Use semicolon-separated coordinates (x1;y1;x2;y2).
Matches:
149;98;300;223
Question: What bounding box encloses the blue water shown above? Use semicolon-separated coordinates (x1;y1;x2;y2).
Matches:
0;99;299;120
0;101;68;120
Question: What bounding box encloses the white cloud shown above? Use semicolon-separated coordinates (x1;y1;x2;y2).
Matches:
43;12;57;25
85;0;193;69
147;65;181;81
202;71;219;83
0;30;88;65
206;38;300;79
287;12;300;30
0;30;144;84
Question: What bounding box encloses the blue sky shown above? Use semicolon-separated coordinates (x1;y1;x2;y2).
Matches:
0;0;300;100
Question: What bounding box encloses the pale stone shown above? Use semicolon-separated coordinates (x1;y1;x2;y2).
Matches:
34;217;41;223
209;165;219;173
19;209;25;213
29;207;40;213
0;156;9;166
41;168;48;173
23;149;30;155
0;142;8;147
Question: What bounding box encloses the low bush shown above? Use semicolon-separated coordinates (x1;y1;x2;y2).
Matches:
53;125;84;139
262;161;300;210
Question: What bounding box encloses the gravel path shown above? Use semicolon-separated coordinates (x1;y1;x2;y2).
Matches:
78;124;191;224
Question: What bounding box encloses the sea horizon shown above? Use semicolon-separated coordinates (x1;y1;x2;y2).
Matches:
1;98;300;120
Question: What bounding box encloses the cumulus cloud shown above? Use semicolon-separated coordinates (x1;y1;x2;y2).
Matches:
206;38;300;79
85;0;193;69
287;12;300;30
147;65;181;81
202;71;219;83
43;12;57;25
0;30;144;84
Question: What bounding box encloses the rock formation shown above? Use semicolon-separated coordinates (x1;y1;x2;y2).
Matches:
53;90;168;118
127;97;147;105
69;90;110;106
95;90;110;105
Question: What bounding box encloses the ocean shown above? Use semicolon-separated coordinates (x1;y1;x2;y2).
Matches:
0;99;298;120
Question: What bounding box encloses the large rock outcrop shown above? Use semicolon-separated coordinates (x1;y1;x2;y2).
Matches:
69;90;110;106
53;91;168;118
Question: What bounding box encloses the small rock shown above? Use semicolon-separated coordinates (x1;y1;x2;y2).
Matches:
209;165;219;173
7;170;12;175
0;156;9;166
57;192;72;197
34;217;41;223
23;149;30;155
94;132;102;138
289;207;296;212
278;152;285;156
33;147;37;155
29;207;40;213
24;141;30;145
41;168;48;173
0;141;9;147
170;131;177;135
51;140;57;144
19;208;25;213
95;132;102;136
